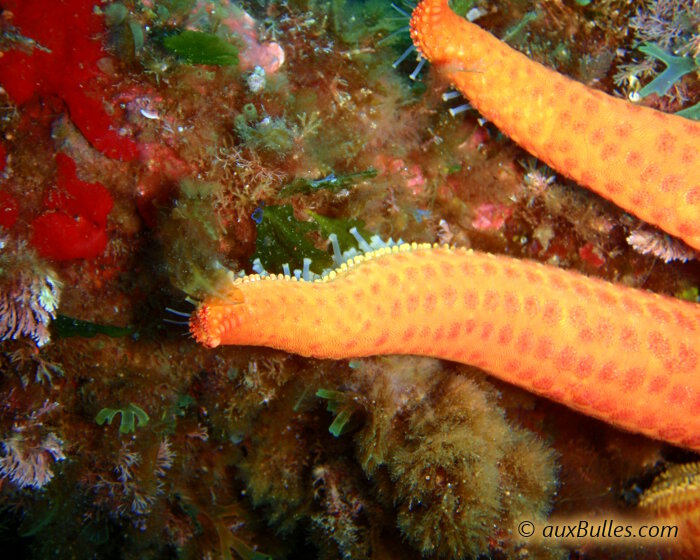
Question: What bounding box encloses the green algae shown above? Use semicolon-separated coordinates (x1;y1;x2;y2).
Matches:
306;211;369;253
52;314;133;339
163;30;239;66
252;204;331;273
316;388;361;437
251;204;371;274
638;42;698;98
235;114;297;155
96;403;150;434
676;100;700;120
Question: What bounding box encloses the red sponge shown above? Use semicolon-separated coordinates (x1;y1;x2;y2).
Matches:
0;0;137;161
45;154;113;227
32;213;108;261
32;154;113;260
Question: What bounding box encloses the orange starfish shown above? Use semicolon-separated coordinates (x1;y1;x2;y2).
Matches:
410;0;700;251
191;243;700;451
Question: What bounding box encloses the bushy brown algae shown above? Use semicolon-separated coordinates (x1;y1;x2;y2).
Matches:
351;357;564;559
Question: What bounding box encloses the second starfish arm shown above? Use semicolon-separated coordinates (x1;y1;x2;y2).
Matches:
410;0;700;250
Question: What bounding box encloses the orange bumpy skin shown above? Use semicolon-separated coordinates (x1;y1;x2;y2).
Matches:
410;0;700;251
191;244;700;451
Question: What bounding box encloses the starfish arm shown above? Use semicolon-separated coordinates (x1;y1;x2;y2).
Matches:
410;0;700;250
191;246;700;451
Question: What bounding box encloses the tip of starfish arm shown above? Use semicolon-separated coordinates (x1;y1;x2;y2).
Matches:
190;306;221;348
